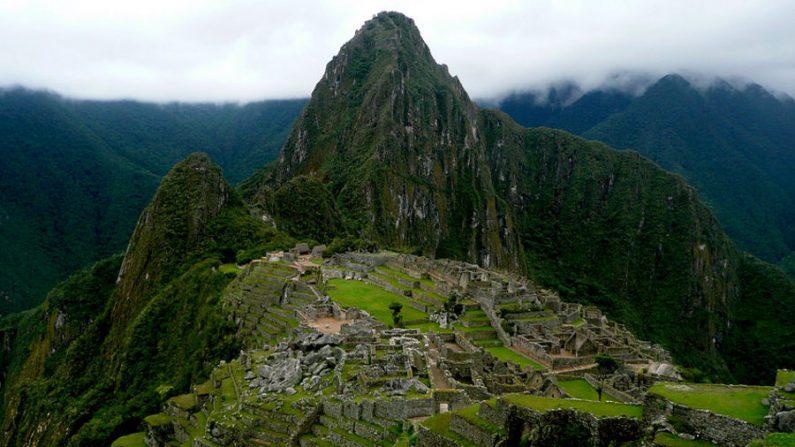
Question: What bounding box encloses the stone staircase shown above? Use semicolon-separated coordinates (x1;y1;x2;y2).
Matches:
224;261;310;347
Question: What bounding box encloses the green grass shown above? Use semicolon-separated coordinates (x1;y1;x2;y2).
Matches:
378;266;417;282
484;346;544;370
571;318;585;327
144;413;172;427
457;324;495;333
219;263;240;275
653;432;715;446
420;412;479;447
458;404;506;435
649;382;772;425
556;379;623;402
168;393;197;410
462;309;486;318
405;321;452;333
777;370;795;387
326;279;427;325
419;277;435;288
110;432;146;447
502;394;642;418
559;379;601;400
750;433;795;447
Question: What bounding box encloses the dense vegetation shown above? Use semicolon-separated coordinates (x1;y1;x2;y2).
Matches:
244;12;795;383
0;88;303;315
497;75;795;269
0;154;295;446
2;10;795;446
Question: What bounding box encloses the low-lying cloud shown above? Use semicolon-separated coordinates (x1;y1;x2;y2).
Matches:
1;0;794;102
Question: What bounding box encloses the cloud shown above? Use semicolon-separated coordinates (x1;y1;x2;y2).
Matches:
1;0;794;102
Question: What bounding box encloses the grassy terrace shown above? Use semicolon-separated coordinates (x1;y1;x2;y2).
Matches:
326;279;447;332
485;346;544;370
751;433;795;447
219;263;240;276
421;412;479;447
502;394;642;418
378;265;417;282
777;370;795;387
778;371;795;400
649;382;772;425
559;378;614;401
110;432;146;447
458;404;506;435
653;432;715;447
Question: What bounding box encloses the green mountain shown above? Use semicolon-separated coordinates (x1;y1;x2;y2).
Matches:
0;88;304;315
0;153;294;446
2;10;795;446
246;12;795;382
497;75;795;267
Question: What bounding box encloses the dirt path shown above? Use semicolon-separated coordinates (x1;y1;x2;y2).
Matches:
307;316;353;334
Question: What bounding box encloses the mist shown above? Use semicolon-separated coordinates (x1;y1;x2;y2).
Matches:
1;0;794;102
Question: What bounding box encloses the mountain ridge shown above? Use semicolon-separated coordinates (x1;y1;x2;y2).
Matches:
243;11;780;380
0;87;304;315
497;73;795;267
1;11;795;446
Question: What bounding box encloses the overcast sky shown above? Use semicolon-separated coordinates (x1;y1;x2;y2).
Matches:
1;0;794;102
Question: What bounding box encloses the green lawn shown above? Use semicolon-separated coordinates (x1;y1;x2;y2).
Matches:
485;346;544;370
378;266;418;282
421;412;479;447
110;432;146;447
168;393;197;410
502;394;642;418
653;432;715;447
649;382;772;425
219;263;240;275
404;321;452;333
751;433;795;447
777;370;795;387
326;279;427;325
144;413;172;427
559;379;600;400
458;404;506;435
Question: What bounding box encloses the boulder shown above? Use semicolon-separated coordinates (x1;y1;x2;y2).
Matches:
778;410;795;432
261;357;302;392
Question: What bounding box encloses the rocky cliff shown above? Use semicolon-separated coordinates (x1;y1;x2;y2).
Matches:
243;11;752;378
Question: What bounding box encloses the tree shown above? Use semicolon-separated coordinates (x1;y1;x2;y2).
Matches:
594;353;620;401
443;292;464;317
389;302;403;327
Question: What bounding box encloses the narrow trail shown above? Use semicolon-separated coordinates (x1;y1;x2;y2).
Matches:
550;363;598;374
427;347;451;389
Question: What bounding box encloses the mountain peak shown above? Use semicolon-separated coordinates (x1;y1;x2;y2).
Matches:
352;11;429;53
246;12;511;269
113;152;233;322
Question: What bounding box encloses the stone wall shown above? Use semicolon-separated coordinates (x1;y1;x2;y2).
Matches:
582;373;638;403
506;400;643;447
511;336;552;367
643;393;767;447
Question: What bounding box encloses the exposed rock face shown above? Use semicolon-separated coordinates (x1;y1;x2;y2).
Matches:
250;12;523;271
243;11;773;378
778;410;795;432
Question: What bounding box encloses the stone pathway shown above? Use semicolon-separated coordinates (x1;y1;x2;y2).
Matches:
428;347;451;389
551;362;598;374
